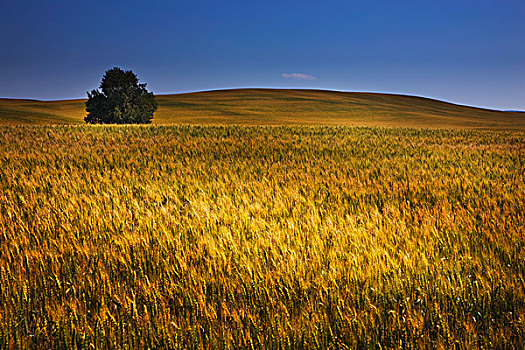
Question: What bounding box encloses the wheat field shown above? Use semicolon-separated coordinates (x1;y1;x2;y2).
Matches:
2;89;525;130
0;125;524;348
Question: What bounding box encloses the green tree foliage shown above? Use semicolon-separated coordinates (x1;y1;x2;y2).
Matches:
85;67;157;124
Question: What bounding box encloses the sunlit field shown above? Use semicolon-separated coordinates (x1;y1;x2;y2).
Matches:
0;125;524;348
2;89;525;130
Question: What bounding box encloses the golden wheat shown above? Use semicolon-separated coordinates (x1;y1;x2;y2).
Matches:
0;125;523;348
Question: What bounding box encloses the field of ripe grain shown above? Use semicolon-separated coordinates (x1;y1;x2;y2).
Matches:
2;89;525;130
0;125;524;349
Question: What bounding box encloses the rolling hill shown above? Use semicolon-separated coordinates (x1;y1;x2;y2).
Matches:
1;88;524;130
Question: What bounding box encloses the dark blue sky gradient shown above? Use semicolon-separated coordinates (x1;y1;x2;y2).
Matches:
1;0;524;109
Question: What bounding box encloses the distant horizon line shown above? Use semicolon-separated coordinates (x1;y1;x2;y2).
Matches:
1;87;523;113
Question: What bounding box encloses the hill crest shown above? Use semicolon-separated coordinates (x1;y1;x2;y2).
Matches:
1;88;524;130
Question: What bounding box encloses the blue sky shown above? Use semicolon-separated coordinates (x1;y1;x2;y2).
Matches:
1;0;524;110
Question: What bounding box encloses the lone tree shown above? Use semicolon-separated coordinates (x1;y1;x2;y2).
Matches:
85;67;157;124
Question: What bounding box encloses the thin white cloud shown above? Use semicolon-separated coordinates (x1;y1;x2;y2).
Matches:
281;73;316;80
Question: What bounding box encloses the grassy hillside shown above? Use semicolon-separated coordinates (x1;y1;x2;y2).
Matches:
1;89;524;130
0;98;85;125
0;125;523;348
